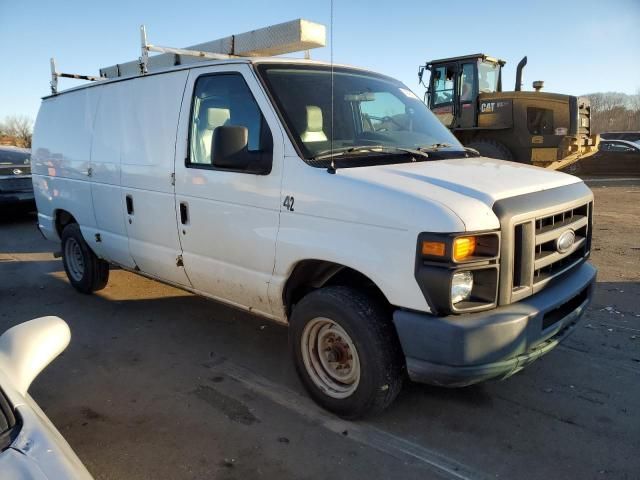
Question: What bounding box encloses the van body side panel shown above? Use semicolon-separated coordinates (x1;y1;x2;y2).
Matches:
270;212;422;317
32;89;101;241
174;65;284;317
271;159;468;316
118;71;191;286
87;81;135;267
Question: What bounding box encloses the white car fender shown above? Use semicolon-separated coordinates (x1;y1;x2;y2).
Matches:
0;317;70;398
0;317;93;479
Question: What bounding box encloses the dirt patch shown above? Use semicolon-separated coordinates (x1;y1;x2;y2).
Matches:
193;385;259;426
588;183;640;282
80;407;107;422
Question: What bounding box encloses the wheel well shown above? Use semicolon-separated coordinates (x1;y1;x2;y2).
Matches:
54;210;77;238
283;260;390;316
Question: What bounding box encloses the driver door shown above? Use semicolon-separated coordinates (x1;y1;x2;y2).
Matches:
173;64;284;318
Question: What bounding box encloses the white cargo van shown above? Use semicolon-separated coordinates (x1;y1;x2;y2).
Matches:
32;23;596;418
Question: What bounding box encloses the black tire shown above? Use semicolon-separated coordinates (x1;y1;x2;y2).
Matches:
61;223;109;294
289;286;404;419
466;139;513;161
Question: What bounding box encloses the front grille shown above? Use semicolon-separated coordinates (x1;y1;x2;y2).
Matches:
493;182;594;306
533;203;590;284
512;201;592;297
0;176;32;193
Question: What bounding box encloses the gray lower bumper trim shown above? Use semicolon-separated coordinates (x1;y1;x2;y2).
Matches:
394;262;596;386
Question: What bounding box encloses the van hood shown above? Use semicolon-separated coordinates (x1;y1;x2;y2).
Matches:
338;157;582;231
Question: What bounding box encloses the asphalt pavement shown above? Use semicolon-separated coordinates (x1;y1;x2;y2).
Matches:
0;183;638;480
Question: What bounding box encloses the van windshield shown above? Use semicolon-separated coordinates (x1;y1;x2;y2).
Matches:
257;64;464;166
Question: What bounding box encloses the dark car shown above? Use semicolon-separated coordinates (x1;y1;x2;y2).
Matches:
600;131;640;144
0;146;34;209
563;139;640;177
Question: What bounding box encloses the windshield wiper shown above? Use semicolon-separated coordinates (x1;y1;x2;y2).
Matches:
313;145;431;162
416;143;452;152
416;143;477;159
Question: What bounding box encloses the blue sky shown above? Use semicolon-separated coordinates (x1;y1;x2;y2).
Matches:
1;0;638;121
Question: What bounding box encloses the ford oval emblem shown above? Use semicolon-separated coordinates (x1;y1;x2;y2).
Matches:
556;230;576;254
13;168;23;175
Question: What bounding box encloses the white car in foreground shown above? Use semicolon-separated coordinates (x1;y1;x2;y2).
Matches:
0;317;92;479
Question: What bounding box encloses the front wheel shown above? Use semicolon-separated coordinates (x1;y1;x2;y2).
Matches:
289;286;404;419
61;223;109;294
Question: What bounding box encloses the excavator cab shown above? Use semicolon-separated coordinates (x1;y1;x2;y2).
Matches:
420;54;504;129
418;53;599;170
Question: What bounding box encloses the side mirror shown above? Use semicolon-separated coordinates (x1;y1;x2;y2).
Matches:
0;317;70;396
211;125;272;175
212;125;249;169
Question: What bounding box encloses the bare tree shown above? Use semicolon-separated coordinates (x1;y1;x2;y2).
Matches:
584;91;640;134
2;115;33;147
630;88;640;111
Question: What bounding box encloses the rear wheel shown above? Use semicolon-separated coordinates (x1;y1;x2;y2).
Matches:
61;223;109;294
466;139;513;161
290;286;404;419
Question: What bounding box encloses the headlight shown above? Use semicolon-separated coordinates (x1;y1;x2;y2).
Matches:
451;271;473;304
416;231;499;314
453;236;477;262
420;233;499;263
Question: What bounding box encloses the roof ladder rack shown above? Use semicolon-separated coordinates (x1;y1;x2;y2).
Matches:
138;25;231;75
50;58;100;95
101;19;326;79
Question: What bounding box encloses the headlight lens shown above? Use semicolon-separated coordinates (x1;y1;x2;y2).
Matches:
453;236;477;261
451;271;474;304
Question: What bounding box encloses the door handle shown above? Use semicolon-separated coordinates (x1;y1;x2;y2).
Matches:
179;202;189;225
126;195;134;215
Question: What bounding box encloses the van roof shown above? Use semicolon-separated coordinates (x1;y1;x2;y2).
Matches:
43;57;380;99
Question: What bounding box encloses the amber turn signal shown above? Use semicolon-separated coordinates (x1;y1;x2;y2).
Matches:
453;236;477;261
422;241;446;257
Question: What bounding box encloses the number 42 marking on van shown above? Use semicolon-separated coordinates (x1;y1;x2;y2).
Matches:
283;196;295;211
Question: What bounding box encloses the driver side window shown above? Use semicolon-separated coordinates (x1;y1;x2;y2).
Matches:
433;66;455;105
188;73;271;167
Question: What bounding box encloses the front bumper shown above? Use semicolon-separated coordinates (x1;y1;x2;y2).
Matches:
393;262;596;387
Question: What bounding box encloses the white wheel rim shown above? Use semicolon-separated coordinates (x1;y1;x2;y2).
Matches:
64;237;85;282
301;317;360;399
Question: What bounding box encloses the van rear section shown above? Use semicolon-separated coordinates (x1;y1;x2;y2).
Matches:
32;89;99;241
